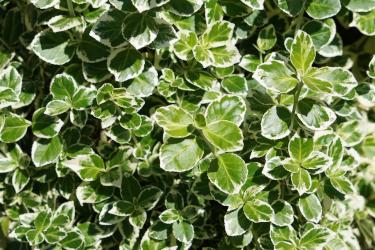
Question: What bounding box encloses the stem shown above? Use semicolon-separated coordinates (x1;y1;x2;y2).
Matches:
289;82;303;131
66;0;75;17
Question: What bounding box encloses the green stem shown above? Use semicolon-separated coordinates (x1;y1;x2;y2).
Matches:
289;82;303;131
66;0;75;17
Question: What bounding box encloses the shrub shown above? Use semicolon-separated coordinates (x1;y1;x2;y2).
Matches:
0;0;375;249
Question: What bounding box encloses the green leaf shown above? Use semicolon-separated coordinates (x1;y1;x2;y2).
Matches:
298;194;322;223
160;138;203;172
107;47;145;82
306;0;341;19
34;211;51;231
239;54;260;73
290;30;315;77
302;20;332;50
257;24;276;51
291;168;311;195
205;95;246;126
122;13;158;49
62;154;106;181
32;108;64;138
329;176;354;194
261;106;291;140
350;10;375;36
253;60;298;93
0;115;31;143
172;221;194;243
207;153;247;194
31;136;62;167
277;0;305;16
153;105;194;138
30;30;74;65
76;181;113;204
288;135;313;162
243;200;274;223
202;120;243;152
30;0;59;9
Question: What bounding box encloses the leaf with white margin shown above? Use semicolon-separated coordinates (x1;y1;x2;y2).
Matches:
160;138;203;172
290;30;315;76
298;194;322;223
243;200;274;223
224;208;251;236
207;153;247;194
241;0;264;9
271;200;294;226
76;181;113;204
90;9;128;48
47;15;84;32
107;47;145;82
30;30;75;65
253;60;298;93
298;226;332;249
291;168;311;195
288;135;313;162
167;0;204;16
12;169;30;193
302;151;332;172
131;0;170;12
257;24;276;51
62;154;106;181
50;73;77;101
221;75;248;95
302;20;332;50
127;64;158;97
209;44;241;68
297;99;336;131
306;0;341;20
205;95;246;126
173;31;198;61
202;120;243;152
261;106;291;140
303;68;333;93
350;10;375;36
31;136;62;167
45;100;71;116
346;0;375;12
30;0;59;9
367;55;375;79
122;13;158;49
336;120;366;147
205;0;224;24
270;224;298;246
329;175;354;194
0;114;31;143
201;21;235;48
153;105;194;138
32;108;64;139
172;221;194;243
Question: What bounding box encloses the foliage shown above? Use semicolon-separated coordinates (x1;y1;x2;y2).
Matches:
0;0;375;249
